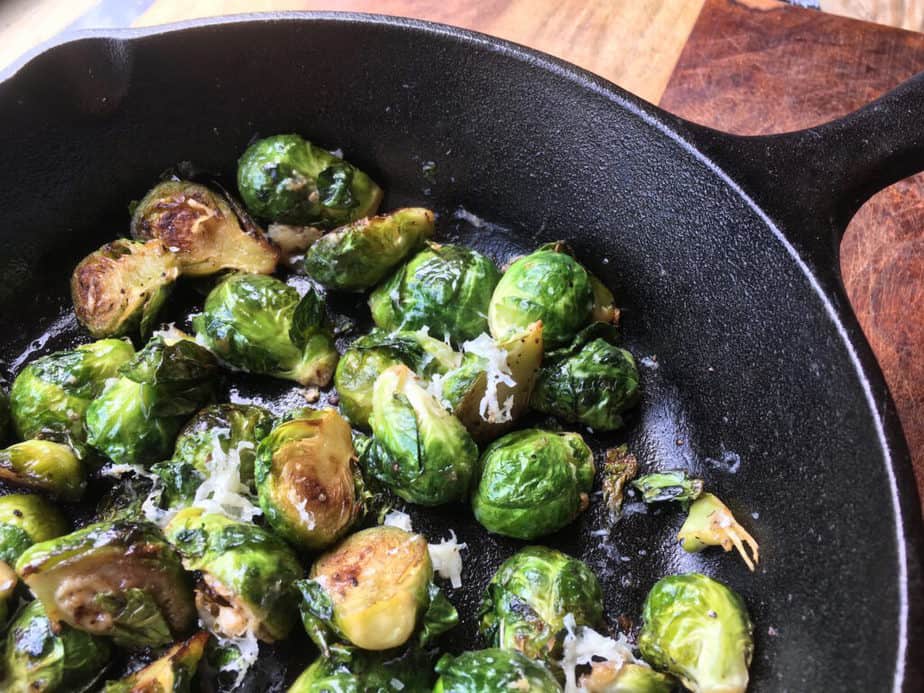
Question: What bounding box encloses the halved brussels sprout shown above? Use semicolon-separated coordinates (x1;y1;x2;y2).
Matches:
16;521;196;649
103;630;209;693
237;134;383;226
289;644;434;693
633;470;703;505
678;493;759;571
530;323;640;431
164;508;303;642
363;365;477;506
439;322;543;443
255;409;363;551
2;600;112;692
0;440;86;501
580;661;674;693
71;239;180;338
478;546;603;667
369;243;501;344
590;274;621;326
0;494;70;564
304;207;435;291
472;429;595;540
489;243;594;348
85;337;218;466
433;649;560;693
639;573;754;693
0;387;9;444
10;339;135;454
297;525;457;652
193;273;338;386
131;180;278;277
335;328;459;429
173;403;274;484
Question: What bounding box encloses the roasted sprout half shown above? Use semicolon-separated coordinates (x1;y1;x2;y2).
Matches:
237;134;383;227
530;323;640;431
632;470;704;505
16;521;196;649
639;573;753;693
478;546;603;667
131;179;278;276
71;239;180;338
362;365;477;506
580;661;675;693
0;440;86;501
304;207;435;291
678;493;760;571
2;600;112;692
103;630;209;693
10;338;135;454
0;494;70;564
433;648;561;693
335;328;459;429
165;509;303;642
255;408;363;550
489;243;595;348
288;644;433;693
193;273;338;386
472;429;595;540
297;525;457;652
369;243;501;344
85;337;218;467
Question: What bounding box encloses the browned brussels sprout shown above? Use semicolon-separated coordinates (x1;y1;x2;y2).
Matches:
103;631;209;693
0;440;86;501
131;180;278;277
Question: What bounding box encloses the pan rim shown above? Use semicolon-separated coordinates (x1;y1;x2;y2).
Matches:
0;10;920;690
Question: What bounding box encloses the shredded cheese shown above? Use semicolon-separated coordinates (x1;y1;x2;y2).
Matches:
190;439;262;523
461;333;515;423
428;530;466;588
559;614;638;693
383;510;414;532
200;613;260;689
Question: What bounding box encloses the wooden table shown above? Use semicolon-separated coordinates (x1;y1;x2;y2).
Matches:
3;0;924;511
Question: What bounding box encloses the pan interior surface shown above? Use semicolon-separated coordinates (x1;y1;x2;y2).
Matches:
0;16;911;690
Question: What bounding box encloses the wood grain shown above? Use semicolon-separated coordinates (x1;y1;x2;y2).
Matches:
662;0;924;503
134;0;706;104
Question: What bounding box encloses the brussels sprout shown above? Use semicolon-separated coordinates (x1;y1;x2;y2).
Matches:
632;471;703;505
678;493;760;571
297;525;457;651
71;239;180;338
472;429;595;540
95;471;158;523
288;644;433;693
104;630;209;693
478;546;603;667
0;387;9;444
489;243;595;348
0;494;70;564
174;403;274;484
131;180;278;277
639;573;753;693
369;243;501;344
255;409;362;550
362;365;477;506
438;322;543;443
0;559;16;624
0;440;86;501
164;508;303;642
335;328;459;429
304;208;435;291
237;134;383;226
590;274;621;326
10;339;136;454
601;445;638;521
580;661;674;693
16;521;196;649
1;600;112;692
530;323;640;431
433;649;560;693
193;273;338;386
86;337;218;466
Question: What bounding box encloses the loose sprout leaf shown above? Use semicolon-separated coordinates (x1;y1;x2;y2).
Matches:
632;470;704;506
678;493;760;571
296;579;337;655
290;290;329;349
602;445;639;521
419;583;460;646
94;587;174;650
316;163;356;208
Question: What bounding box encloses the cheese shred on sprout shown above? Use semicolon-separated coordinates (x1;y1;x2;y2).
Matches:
190;438;262;523
559;613;641;693
460;333;515;423
200;611;260;689
382;511;466;587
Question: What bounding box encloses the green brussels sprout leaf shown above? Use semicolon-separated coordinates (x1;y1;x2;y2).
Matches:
0;494;70;564
94;587;174;650
419;583;460;647
289;643;435;693
433;648;560;693
289;289;329;349
316;163;356;208
632;470;704;506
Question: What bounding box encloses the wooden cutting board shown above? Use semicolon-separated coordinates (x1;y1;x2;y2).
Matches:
661;0;924;511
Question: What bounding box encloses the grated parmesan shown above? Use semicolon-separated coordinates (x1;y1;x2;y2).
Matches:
559;613;638;693
200;613;260;689
428;530;466;588
383;510;414;532
190;438;262;523
460;333;515;423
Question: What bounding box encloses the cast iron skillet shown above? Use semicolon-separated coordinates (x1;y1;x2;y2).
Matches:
0;12;922;692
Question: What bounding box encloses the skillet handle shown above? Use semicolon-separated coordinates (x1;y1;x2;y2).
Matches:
671;70;924;287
